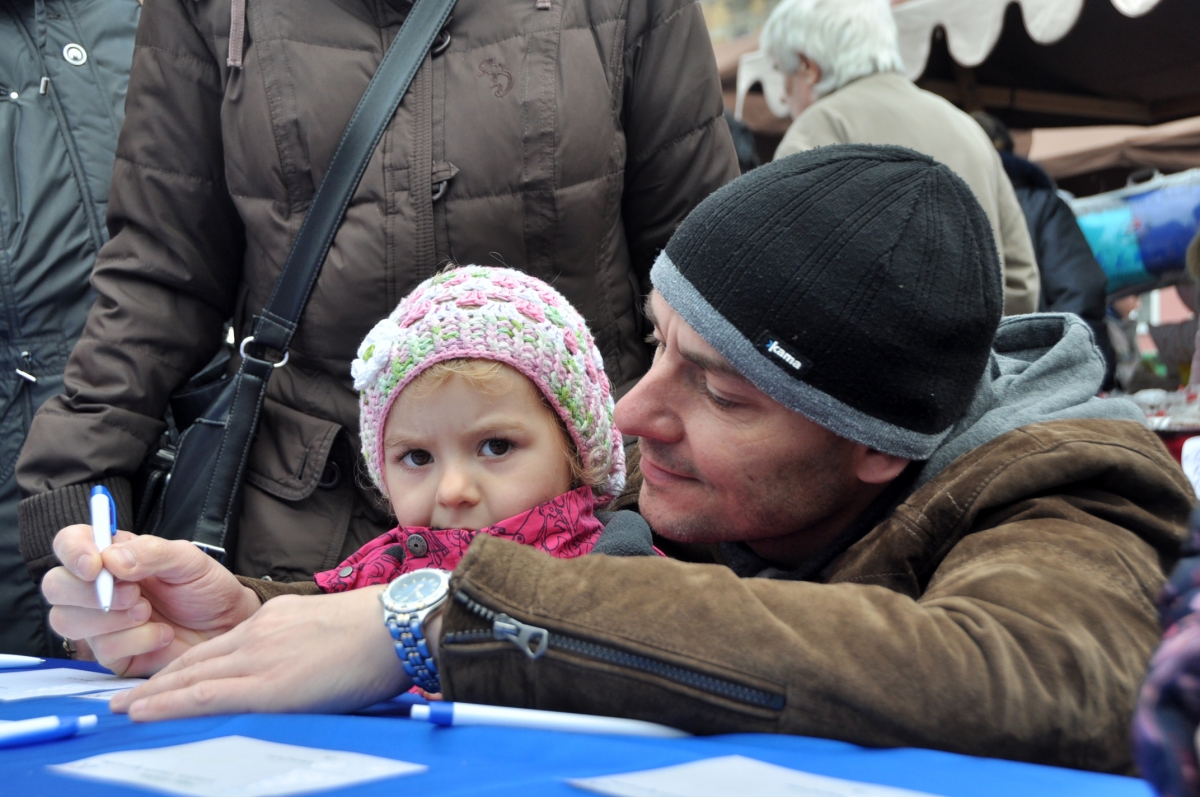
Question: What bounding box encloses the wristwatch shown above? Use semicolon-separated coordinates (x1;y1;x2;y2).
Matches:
380;568;451;694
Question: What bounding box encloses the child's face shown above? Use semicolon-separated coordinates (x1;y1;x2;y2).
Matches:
382;367;575;530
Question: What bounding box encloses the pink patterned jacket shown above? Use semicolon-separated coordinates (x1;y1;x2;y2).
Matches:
315;486;604;592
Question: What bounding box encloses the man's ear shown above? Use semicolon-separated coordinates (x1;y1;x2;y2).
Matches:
852;446;910;485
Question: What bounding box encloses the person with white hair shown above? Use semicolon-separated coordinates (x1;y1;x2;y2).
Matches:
762;0;1041;316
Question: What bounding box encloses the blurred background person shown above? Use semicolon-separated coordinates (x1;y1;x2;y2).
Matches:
761;0;1039;317
723;110;762;174
1107;295;1176;393
972;111;1114;389
1135;507;1200;797
1189;231;1200;389
0;0;140;655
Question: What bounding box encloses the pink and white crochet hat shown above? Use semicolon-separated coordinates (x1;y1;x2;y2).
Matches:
353;266;625;500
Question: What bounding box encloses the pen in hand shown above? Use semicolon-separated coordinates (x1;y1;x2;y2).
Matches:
89;486;117;612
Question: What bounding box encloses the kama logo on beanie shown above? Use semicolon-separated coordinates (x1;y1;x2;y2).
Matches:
764;335;810;374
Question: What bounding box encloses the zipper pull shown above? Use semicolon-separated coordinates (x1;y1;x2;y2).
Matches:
39;77;49;95
492;613;549;659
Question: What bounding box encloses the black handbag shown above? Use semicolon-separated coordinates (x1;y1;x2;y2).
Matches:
134;0;458;564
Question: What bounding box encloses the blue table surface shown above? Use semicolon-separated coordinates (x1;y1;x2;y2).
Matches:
0;660;1154;797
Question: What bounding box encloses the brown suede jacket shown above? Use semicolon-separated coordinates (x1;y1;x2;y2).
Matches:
240;418;1191;774
437;419;1188;774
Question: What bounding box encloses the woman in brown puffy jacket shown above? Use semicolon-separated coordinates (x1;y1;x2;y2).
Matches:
15;0;738;590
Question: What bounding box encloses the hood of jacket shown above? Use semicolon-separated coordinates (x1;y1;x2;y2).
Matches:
916;312;1144;489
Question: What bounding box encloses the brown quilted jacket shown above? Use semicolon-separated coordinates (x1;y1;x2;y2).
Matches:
439;420;1190;773
16;0;738;581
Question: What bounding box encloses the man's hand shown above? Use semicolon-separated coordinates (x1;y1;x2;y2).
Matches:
42;525;262;677
110;586;409;720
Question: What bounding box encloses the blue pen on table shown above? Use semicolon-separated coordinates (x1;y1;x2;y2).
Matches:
409;702;689;738
89;486;117;612
0;715;98;749
0;654;45;669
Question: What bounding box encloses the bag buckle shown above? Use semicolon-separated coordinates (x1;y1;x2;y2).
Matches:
192;541;227;563
239;336;289;369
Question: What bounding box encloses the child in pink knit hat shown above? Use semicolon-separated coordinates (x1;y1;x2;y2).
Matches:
315;266;630;594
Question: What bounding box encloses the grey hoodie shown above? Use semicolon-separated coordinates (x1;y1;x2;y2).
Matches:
917;312;1144;488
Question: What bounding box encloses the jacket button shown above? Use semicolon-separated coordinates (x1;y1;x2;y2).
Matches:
406;534;428;557
338;566;354;577
62;43;87;66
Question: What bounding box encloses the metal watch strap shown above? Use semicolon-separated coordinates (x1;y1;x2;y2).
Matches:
387;611;440;694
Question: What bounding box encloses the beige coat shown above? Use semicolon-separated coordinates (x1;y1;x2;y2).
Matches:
776;73;1040;316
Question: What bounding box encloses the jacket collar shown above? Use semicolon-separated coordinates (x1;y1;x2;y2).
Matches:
316;486;604;591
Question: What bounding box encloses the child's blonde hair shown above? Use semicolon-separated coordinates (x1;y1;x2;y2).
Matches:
406;358;611;492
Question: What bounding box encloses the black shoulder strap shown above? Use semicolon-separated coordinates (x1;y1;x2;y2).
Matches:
247;0;458;357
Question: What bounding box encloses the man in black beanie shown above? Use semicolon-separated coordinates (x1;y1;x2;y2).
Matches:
41;146;1193;776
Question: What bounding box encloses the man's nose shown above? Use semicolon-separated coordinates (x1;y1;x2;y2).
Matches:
614;358;683;443
436;463;481;508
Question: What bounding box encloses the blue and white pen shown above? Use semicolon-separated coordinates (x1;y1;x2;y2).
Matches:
0;715;98;749
89;486;117;612
409;702;689;738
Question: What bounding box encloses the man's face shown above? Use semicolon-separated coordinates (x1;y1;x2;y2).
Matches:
614;292;869;564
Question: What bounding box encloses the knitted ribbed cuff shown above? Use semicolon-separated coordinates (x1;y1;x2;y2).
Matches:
650;253;949;460
18;478;133;585
235;576;322;604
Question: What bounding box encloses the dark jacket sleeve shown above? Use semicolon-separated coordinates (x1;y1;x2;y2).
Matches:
1018;186;1114;385
619;0;739;291
16;0;243;580
236;576;322;603
1023;187;1108;324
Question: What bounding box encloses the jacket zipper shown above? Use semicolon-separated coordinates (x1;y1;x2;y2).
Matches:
445;590;786;711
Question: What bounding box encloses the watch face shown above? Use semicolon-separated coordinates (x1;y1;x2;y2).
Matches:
386;569;448;609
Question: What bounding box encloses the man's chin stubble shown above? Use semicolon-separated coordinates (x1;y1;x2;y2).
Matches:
638;484;734;544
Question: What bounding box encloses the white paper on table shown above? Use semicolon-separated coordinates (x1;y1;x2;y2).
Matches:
0;668;145;701
50;735;427;797
73;687;135;701
568;755;944;797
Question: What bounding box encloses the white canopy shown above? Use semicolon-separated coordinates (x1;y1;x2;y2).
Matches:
894;0;1167;80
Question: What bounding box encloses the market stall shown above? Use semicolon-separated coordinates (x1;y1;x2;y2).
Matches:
726;0;1200;157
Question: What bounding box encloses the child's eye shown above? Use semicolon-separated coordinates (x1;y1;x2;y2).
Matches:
480;439;512;458
401;449;433;467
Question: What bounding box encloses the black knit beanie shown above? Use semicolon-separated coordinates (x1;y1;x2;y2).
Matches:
651;144;1002;460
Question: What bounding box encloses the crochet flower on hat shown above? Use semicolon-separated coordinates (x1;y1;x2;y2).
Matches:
354;266;625;500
